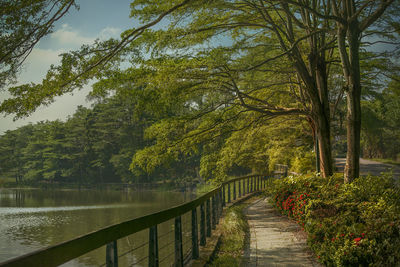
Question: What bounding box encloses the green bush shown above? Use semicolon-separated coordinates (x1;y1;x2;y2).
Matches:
290;151;316;174
267;173;400;266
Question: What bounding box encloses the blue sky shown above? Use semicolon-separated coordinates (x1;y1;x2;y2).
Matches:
0;0;136;134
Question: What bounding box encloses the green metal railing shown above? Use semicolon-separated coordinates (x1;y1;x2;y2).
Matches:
0;174;268;267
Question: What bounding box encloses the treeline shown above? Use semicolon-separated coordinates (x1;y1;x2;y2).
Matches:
360;81;400;160
0;95;201;184
332;80;400;161
1;82;398;185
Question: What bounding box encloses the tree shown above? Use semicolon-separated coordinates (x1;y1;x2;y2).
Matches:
2;0;398;182
0;124;34;183
329;0;398;182
0;0;76;88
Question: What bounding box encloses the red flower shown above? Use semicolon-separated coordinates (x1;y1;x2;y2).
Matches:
353;237;362;244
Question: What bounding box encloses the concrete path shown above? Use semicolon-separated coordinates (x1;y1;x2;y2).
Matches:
243;198;320;267
335;158;400;179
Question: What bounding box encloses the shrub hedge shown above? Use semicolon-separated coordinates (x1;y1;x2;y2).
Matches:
267;173;400;266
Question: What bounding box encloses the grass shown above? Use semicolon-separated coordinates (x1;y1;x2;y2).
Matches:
211;203;249;266
369;158;400;166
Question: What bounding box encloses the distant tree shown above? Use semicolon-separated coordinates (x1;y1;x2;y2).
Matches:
0;124;34;183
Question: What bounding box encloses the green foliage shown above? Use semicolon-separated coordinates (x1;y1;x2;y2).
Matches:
267;174;400;266
290;150;315;174
0;93;200;185
360;81;400;160
0;0;77;89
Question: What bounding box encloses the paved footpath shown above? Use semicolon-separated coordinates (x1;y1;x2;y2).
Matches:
242;198;321;267
335;158;400;179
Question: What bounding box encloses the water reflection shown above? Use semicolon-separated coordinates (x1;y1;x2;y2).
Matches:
0;188;193;266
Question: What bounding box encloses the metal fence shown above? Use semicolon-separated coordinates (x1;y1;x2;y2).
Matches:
0;174;268;267
273;164;288;178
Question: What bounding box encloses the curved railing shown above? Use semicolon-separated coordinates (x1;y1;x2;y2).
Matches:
0;174;268;267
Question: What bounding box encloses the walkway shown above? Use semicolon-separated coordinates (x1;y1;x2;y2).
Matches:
335;158;400;179
243;198;320;267
241;159;399;266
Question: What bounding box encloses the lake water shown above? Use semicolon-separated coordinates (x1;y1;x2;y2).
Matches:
0;188;195;266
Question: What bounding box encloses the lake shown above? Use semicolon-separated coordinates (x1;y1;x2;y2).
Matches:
0;188;195;266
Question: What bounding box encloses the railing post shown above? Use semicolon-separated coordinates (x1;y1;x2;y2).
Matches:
228;183;231;203
215;192;220;223
247;177;250;194
219;191;224;216
200;203;206;246
106;240;118;267
211;196;216;230
233;181;236;200
219;190;223;216
191;208;199;259
257;176;260;191
149;225;158;267
206;198;211;237
222;185;226;207
238;179;241;197
174;216;183;267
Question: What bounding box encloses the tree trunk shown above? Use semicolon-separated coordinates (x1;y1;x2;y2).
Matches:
315;113;333;177
344;24;362;183
344;88;361;182
315;47;333;178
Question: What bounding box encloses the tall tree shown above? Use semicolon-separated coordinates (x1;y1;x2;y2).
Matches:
330;0;397;181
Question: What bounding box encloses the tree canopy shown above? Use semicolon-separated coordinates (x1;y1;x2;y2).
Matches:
0;0;77;88
1;0;400;183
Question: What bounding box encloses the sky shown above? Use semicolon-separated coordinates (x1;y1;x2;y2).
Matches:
0;0;136;134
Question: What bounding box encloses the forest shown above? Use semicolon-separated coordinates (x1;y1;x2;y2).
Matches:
0;0;400;185
0;80;398;184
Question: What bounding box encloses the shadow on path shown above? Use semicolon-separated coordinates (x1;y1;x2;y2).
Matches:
242;198;321;267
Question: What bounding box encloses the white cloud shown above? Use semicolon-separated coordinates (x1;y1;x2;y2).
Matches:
50;24;121;48
51;24;94;47
21;48;65;84
99;27;121;40
1;24;122;133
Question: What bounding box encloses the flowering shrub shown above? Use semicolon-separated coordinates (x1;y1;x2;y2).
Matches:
267;173;400;266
